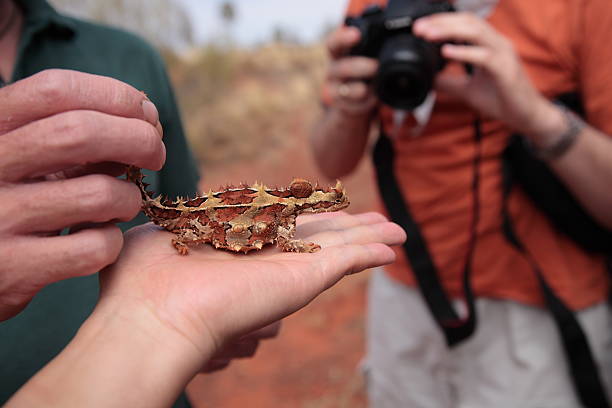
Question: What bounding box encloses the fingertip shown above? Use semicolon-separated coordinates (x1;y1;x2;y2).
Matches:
158;141;167;171
381;222;408;246
143;130;166;171
63;224;124;276
98;225;124;269
321;242;395;275
329;26;361;56
386;222;407;245
120;182;145;222
441;43;458;57
399;228;407;245
370;242;397;265
97;223;124;256
141;100;160;127
344;26;361;42
341;243;396;276
412;17;430;34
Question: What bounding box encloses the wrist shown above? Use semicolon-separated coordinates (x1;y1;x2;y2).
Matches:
12;299;212;408
522;100;584;160
85;298;213;372
521;99;568;146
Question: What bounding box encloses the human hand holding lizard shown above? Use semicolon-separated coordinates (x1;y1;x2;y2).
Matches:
8;211;405;407
0;69;165;320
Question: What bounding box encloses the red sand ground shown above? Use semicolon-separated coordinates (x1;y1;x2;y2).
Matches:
186;133;380;408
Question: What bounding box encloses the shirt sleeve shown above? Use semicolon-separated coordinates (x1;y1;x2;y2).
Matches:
346;0;388;16
578;0;612;135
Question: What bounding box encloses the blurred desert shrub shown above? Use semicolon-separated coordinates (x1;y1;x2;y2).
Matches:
167;43;328;167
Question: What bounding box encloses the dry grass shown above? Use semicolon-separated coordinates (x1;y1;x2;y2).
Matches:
166;43;378;212
167;44;328;167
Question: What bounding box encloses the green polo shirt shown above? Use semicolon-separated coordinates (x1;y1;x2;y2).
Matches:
0;1;199;406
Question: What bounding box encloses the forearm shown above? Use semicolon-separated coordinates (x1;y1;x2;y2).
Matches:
550;128;612;228
525;101;612;228
7;301;208;408
311;106;375;179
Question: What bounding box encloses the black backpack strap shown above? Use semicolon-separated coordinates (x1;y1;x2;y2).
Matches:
501;161;610;408
503;92;612;255
372;121;482;347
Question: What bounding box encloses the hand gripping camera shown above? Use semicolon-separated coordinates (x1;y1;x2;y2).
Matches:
346;0;454;110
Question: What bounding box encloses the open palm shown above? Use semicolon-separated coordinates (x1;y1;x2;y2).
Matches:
97;211;405;355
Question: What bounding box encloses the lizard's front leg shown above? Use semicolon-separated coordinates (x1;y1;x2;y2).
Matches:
171;228;211;255
275;223;320;253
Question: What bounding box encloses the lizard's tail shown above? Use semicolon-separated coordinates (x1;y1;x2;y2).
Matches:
125;166;173;221
126;166;150;201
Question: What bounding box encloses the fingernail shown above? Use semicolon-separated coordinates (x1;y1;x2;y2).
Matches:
159;141;167;170
142;99;159;126
413;19;429;33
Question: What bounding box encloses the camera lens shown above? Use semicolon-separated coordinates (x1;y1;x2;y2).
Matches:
375;35;443;110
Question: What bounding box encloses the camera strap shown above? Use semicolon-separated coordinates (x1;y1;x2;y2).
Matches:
501;166;610;407
499;93;611;406
372;117;483;347
373;111;610;406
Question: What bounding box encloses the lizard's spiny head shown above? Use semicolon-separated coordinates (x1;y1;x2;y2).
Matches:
291;179;350;214
327;180;350;211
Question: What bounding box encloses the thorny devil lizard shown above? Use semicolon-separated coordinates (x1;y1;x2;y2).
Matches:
126;167;350;255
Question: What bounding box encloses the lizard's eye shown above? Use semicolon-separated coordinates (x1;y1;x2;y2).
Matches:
289;179;313;198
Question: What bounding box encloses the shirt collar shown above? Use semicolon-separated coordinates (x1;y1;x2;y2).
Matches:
16;0;77;37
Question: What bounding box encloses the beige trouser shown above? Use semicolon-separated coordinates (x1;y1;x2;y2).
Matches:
364;269;612;408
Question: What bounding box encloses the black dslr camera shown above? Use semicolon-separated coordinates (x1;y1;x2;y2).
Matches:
346;0;454;110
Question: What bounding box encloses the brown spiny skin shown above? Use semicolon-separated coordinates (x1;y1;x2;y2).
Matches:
126;167;350;255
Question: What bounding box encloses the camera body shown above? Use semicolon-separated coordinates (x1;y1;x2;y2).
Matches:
346;0;454;110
